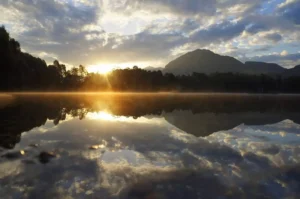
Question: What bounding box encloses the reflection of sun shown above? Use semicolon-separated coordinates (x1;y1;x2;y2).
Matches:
87;111;164;124
88;111;118;121
87;111;137;122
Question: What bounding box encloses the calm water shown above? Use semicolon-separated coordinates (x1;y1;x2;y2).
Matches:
0;93;300;199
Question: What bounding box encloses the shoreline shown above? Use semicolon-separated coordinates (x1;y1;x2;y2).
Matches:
1;92;300;96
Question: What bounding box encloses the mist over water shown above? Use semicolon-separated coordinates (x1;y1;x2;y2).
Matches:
0;93;300;199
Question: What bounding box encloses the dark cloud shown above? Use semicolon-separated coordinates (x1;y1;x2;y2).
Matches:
154;0;217;15
244;14;298;35
263;33;282;43
246;23;267;34
217;0;263;10
181;19;200;32
19;0;98;41
116;0;217;16
86;30;188;64
256;46;272;52
0;0;103;64
278;0;300;25
190;20;247;45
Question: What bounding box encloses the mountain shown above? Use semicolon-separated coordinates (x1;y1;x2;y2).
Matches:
164;49;244;75
243;61;285;75
283;65;300;77
164;49;299;76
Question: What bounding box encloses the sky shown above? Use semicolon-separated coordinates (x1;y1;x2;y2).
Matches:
1;0;300;73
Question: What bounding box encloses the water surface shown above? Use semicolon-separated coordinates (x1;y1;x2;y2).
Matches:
0;93;300;199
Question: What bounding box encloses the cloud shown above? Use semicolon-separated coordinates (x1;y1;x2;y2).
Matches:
0;0;299;69
106;0;217;16
190;20;247;45
281;50;289;56
278;0;300;24
0;0;103;64
263;33;282;43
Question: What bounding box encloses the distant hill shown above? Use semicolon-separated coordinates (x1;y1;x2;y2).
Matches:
143;66;164;71
164;49;299;76
243;61;285;75
283;65;300;77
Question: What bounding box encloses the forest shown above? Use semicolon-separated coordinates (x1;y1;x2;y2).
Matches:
1;26;300;93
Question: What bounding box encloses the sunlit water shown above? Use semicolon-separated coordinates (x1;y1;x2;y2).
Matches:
0;94;300;199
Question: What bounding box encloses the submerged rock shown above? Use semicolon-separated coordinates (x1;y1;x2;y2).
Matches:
1;150;25;159
128;182;154;198
29;144;39;148
22;159;36;164
89;145;99;150
38;151;57;164
89;144;105;150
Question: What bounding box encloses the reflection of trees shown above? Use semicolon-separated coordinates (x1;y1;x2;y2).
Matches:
1;94;300;148
0;98;61;148
69;108;89;120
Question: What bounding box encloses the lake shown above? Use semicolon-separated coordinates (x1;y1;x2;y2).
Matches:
0;93;300;199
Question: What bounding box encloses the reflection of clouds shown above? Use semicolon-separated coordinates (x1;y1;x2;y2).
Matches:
268;119;300;130
169;129;197;144
206;120;300;167
0;160;23;179
0;116;300;198
99;161;183;196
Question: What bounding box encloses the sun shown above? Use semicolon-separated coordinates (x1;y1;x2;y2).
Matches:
88;64;115;74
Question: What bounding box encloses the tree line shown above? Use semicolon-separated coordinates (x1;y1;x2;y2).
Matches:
1;26;300;93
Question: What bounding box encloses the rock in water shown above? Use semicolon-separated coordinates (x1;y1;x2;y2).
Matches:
29;144;39;148
22;159;36;164
89;144;105;150
38;151;56;164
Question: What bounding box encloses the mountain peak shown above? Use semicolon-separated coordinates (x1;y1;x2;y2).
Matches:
192;49;214;53
164;49;291;75
164;49;243;75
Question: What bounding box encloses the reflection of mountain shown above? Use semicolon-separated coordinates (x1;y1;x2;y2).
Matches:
163;111;300;137
2;94;300;148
